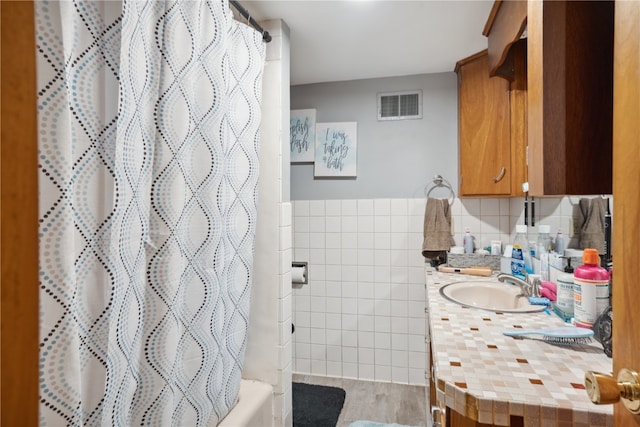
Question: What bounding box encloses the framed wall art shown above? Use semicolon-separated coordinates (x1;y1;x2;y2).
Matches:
290;109;316;163
314;122;357;177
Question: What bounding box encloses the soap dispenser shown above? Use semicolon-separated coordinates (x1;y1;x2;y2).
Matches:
555;257;575;322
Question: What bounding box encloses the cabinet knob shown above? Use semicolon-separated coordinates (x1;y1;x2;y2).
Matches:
493;166;506;183
584;368;640;414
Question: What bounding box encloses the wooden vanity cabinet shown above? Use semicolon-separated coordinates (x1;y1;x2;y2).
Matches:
455;49;527;197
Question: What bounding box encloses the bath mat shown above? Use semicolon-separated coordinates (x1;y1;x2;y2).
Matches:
293;382;346;427
348;422;418;427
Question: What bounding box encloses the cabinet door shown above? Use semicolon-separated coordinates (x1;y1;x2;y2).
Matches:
458;53;511;196
527;0;613;195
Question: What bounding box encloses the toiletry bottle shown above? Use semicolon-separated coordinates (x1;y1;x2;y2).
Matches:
490;240;501;256
536;225;552;281
573;248;610;329
511;225;533;279
555;259;575;321
554;229;565;255
463;228;474;254
511;244;525;279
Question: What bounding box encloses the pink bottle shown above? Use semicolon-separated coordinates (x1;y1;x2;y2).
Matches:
573;249;610;329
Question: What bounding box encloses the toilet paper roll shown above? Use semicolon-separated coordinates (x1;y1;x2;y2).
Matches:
292;266;307;284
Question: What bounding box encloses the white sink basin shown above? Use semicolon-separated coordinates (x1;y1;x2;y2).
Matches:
439;281;546;313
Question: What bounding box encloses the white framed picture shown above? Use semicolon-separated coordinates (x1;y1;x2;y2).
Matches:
290;109;316;163
314;122;357;177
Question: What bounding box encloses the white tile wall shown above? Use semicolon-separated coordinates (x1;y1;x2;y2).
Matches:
292;198;427;385
290;195;605;386
243;19;293;427
509;195;612;250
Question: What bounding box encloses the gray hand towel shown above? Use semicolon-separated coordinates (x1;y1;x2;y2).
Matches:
575;197;606;253
422;197;455;260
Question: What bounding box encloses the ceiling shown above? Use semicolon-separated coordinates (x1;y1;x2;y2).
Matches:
242;0;495;86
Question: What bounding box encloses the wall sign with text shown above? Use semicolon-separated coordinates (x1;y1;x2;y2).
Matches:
314;122;357;177
290;109;316;163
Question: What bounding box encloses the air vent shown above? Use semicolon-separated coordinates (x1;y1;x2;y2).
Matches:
377;90;422;121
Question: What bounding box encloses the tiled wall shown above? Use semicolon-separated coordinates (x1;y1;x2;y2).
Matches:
509;196;613;251
453;196;600;251
277;202;293;426
451;196;579;251
290;195;593;385
292;198;428;384
242;20;293;427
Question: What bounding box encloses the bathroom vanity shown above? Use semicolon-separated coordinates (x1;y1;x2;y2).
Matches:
425;267;613;427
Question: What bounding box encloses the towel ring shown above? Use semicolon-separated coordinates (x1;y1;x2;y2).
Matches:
425;174;455;204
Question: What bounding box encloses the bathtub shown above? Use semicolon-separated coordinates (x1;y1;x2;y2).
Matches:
217;379;273;427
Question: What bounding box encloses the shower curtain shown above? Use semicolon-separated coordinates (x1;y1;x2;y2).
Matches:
36;1;265;425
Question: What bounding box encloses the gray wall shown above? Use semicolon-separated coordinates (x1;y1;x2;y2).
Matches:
290;72;458;200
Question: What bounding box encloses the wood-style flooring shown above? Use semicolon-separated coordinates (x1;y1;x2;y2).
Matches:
293;374;429;427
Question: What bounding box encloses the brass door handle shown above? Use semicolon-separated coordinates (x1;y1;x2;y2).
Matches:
493;166;506;183
585;369;640;414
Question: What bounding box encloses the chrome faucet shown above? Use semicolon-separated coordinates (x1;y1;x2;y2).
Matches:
497;273;533;297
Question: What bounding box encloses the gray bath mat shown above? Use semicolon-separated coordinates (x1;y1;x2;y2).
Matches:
292;382;346;427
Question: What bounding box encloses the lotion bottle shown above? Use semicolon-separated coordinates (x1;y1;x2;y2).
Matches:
574;248;610;329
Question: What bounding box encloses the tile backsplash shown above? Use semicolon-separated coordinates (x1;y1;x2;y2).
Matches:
291;195;608;385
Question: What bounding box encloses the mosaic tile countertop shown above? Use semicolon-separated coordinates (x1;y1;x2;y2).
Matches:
426;267;613;427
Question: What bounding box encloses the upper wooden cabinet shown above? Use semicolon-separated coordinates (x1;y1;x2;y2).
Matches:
483;0;528;80
482;0;614;196
527;0;614;196
455;49;527;197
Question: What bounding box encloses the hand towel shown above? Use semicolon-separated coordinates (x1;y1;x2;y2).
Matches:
540;287;557;302
421;197;455;262
540;281;557;293
575;197;606;253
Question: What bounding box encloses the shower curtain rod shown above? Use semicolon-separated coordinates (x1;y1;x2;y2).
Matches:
230;0;272;42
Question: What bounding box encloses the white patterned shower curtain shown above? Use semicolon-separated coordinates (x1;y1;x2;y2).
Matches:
36;1;265;425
